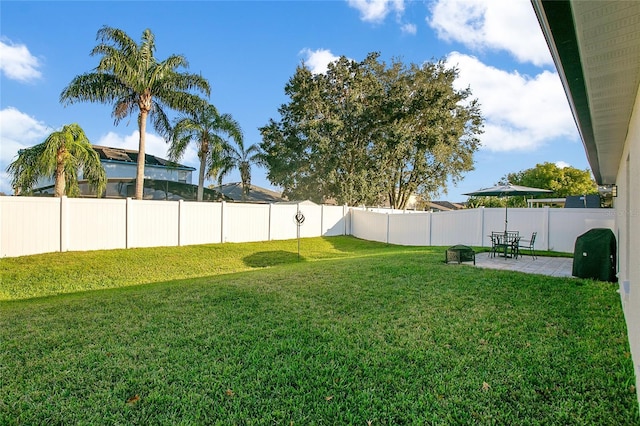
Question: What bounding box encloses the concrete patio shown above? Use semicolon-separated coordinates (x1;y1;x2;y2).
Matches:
473;252;574;278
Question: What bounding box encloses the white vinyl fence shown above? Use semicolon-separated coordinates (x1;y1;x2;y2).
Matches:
351;206;616;253
0;197;350;258
0;196;615;257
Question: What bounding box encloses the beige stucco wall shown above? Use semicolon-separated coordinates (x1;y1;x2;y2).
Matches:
616;84;640;407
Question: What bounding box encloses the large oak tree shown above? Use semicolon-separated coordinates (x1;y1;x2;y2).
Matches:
259;52;483;207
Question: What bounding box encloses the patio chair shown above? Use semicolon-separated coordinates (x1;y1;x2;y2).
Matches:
490;231;521;258
517;232;537;260
489;232;502;258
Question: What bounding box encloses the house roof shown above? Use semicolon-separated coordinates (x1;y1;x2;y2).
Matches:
531;1;640;184
212;182;285;203
92;145;195;171
428;201;465;211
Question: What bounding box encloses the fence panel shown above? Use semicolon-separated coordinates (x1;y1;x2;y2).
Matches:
0;196;617;258
482;208;549;250
270;204;299;241
431;209;483;246
388;213;430;246
548;208;615;253
223;203;270;243
1;197;61;257
179;201;222;246
128;199;179;248
322;205;348;236
299;204;322;238
65;198;126;252
482;208;509;245
351;209;388;243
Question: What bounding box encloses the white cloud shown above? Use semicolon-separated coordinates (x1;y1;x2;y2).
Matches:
445;52;577;152
401;23;417;35
555;161;571;169
347;0;405;23
299;48;341;74
428;0;552;67
0;107;52;194
0;38;42;82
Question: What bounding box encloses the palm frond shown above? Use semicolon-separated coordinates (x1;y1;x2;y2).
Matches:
6;124;106;197
60;26;212;199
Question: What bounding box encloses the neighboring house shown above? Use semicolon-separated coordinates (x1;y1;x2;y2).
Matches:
94;145;194;184
32;145;225;201
426;201;465;212
564;194;601;208
212;182;285;203
532;0;640;407
275;200;317;207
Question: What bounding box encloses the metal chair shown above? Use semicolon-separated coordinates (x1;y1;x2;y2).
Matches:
517;232;537;260
489;232;502;258
491;231;519;258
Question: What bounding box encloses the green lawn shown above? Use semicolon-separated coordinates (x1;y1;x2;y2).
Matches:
1;236;637;424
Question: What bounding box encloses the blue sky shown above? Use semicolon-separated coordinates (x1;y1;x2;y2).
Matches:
0;0;585;202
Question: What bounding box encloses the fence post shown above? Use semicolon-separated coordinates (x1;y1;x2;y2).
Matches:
544;206;550;251
386;213;390;244
0;197;3;257
344;205;348;235
481;207;486;247
178;199;183;247
428;211;433;246
60;196;68;253
268;203;273;241
125;197;131;249
220;201;226;243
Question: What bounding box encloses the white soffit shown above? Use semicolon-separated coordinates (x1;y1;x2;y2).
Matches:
572;1;640;183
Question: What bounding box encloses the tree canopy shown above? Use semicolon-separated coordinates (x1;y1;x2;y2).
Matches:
217;139;262;201
169;104;243;202
467;162;598;208
7;123;106;197
503;162;598;198
60;26;210;200
259;53;483;207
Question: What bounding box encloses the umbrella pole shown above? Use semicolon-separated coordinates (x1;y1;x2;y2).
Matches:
504;205;508;233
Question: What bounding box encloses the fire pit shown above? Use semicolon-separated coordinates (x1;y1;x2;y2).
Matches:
446;245;475;265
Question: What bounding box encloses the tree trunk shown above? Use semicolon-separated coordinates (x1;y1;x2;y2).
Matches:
135;110;148;200
54;147;66;197
197;153;206;202
240;162;250;201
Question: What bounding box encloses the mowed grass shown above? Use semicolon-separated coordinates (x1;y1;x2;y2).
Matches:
1;236;637;424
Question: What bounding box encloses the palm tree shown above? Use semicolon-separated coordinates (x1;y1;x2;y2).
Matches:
60;26;210;200
168;105;243;202
7;123;106;197
217;139;262;201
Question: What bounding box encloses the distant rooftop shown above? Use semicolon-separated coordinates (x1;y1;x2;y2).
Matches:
93;145;195;171
212;182;285;203
427;201;465;211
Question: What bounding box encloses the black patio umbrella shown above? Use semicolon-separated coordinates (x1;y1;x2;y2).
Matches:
463;184;552;232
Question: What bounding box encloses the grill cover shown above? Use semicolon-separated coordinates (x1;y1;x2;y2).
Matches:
572;228;617;282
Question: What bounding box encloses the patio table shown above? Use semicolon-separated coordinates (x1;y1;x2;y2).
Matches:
490;231;520;259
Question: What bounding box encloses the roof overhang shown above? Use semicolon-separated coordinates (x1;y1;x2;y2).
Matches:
531;0;640;184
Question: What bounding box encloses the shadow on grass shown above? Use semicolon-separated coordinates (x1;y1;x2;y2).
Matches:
243;250;303;268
